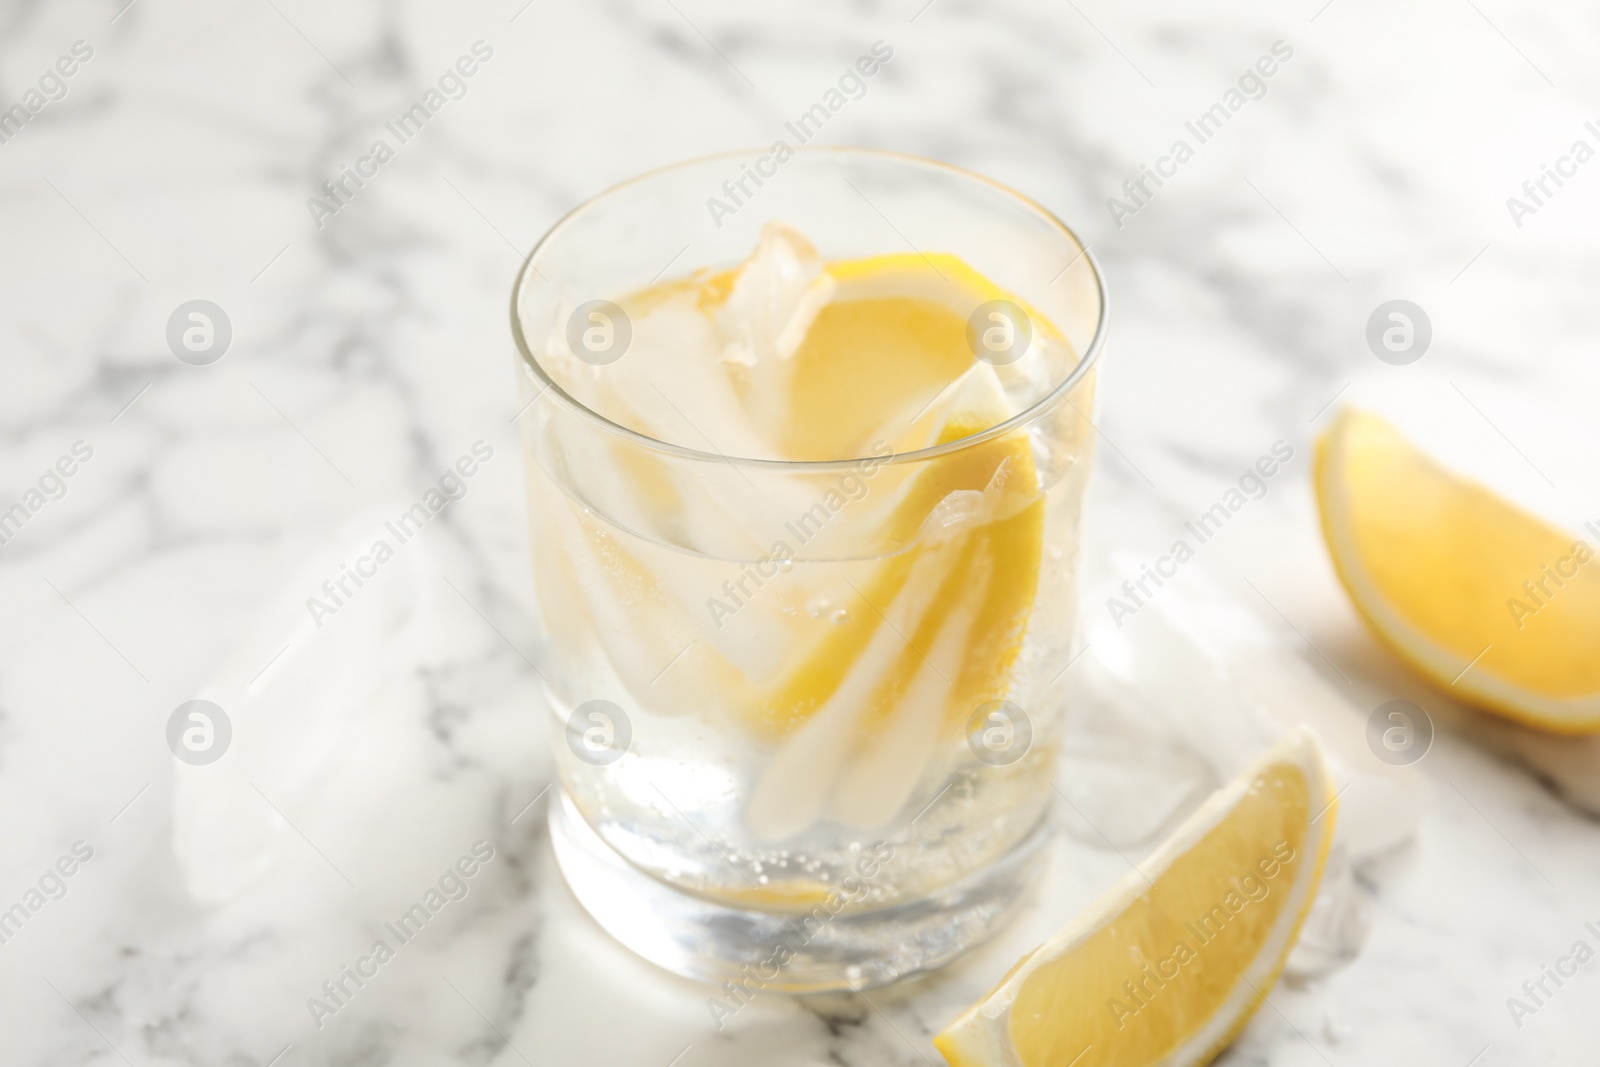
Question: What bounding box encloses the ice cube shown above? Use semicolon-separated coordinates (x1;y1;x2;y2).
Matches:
172;517;436;903
715;221;835;371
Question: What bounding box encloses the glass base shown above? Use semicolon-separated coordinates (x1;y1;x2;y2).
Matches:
550;789;1051;993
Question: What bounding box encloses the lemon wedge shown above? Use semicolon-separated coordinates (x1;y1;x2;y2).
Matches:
750;369;1041;733
743;360;1044;838
725;249;1055;838
934;729;1336;1067
780;254;986;461
1315;408;1600;733
547;228;1062;839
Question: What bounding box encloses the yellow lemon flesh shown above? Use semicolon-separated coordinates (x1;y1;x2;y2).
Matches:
743;255;1045;745
572;239;1058;840
747;409;1041;739
780;253;1014;461
935;730;1336;1067
1315;408;1600;732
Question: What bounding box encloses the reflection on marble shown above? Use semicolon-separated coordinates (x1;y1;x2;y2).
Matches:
3;0;1599;1063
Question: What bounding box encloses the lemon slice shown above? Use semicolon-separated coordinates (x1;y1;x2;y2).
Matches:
779;253;994;461
1315;408;1600;733
549;230;1058;840
743;365;1044;838
741;251;1049;747
935;729;1336;1067
751;370;1041;721
728;251;1052;838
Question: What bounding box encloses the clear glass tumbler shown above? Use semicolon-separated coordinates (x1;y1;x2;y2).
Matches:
512;148;1106;992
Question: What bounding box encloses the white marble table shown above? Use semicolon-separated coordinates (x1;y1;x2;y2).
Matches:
3;0;1598;1063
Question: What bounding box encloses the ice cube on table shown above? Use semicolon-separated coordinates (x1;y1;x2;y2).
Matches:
1063;554;1431;980
172;517;436;904
1075;554;1429;864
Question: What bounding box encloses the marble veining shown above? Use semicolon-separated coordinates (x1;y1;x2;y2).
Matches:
2;0;1598;1063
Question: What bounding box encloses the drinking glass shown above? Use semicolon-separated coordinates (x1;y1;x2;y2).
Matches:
511;148;1106;991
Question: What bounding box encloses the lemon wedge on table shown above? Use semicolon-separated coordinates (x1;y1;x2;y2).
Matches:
1315;408;1600;733
935;730;1336;1067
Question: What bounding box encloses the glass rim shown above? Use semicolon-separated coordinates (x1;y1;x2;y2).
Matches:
509;146;1109;471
